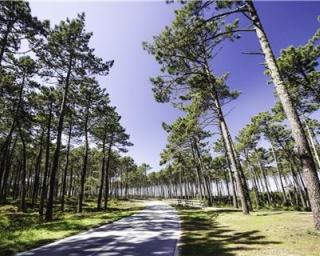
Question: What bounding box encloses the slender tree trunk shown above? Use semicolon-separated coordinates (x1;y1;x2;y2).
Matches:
206;71;250;213
190;143;204;200
270;142;288;204
0;74;25;194
223;171;230;197
226;152;239;208
31;130;45;207
61;122;72;212
19;126;27;212
13;163;22;200
39;102;52;218
252;174;261;208
45;57;73;221
305;121;320;169
246;0;320;229
193;139;213;206
78;113;89;213
0;126;14;196
97;129;107;209
290;163;308;208
255;151;273;206
104;133;114;210
219;120;250;214
0;136;17;201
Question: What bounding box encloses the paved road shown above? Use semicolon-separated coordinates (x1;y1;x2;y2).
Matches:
18;201;180;256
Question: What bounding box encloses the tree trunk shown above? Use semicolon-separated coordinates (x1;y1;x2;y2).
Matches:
246;0;320;229
0;73;25;194
61;122;72;212
78;113;89;213
219;119;250;214
97;128;107;210
19;126;27;212
31;130;44;207
67;165;74;198
270;142;288;204
0;136;17;201
205;68;250;213
255;151;273;206
193;138;213;206
39;102;52;218
226;152;239;208
305;121;320;170
45;57;73;221
190;142;204;200
104;133;114;210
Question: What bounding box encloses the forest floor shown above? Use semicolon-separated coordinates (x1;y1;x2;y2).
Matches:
0;199;144;256
177;206;320;256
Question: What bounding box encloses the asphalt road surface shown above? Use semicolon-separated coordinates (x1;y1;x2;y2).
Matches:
18;201;180;256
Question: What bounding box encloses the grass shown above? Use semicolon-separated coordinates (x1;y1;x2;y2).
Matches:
0;199;144;256
177;206;320;256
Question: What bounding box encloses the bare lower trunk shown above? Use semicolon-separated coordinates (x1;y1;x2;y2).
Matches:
78;114;89;213
270;142;288;204
193;139;213;206
104;133;114;210
220;119;250;214
45;57;73;221
19;126;27;212
39;102;52;218
97;130;107;209
61;122;72;212
31;131;44;207
226;153;238;208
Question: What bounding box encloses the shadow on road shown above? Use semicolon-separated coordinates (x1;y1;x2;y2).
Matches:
18;203;180;256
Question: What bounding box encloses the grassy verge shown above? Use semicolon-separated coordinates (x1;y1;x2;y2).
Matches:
0;199;144;256
177;207;320;256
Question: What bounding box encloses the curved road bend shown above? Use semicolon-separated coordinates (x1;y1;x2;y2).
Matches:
18;201;180;256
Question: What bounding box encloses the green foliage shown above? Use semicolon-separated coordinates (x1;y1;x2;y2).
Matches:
0;200;143;255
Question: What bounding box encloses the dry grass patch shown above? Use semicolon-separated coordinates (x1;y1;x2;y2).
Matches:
178;207;320;256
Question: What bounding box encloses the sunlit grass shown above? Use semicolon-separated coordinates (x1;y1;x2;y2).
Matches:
0;199;144;256
177;207;320;256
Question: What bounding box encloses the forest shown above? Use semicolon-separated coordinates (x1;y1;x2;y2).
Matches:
0;1;320;256
142;0;320;229
0;1;150;221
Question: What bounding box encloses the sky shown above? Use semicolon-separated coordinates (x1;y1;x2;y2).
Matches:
30;0;320;171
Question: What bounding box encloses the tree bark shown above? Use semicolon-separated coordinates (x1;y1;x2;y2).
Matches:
45;57;73;221
0;73;25;193
226;153;239;208
19;126;27;212
61;121;72;212
39;101;52;218
305;121;320;170
219;119;250;214
270;142;288;204
78;112;89;213
104;133;114;210
31;130;45;207
97;127;107;210
193;138;213;206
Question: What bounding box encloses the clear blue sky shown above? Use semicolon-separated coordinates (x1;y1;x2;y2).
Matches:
30;1;320;170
